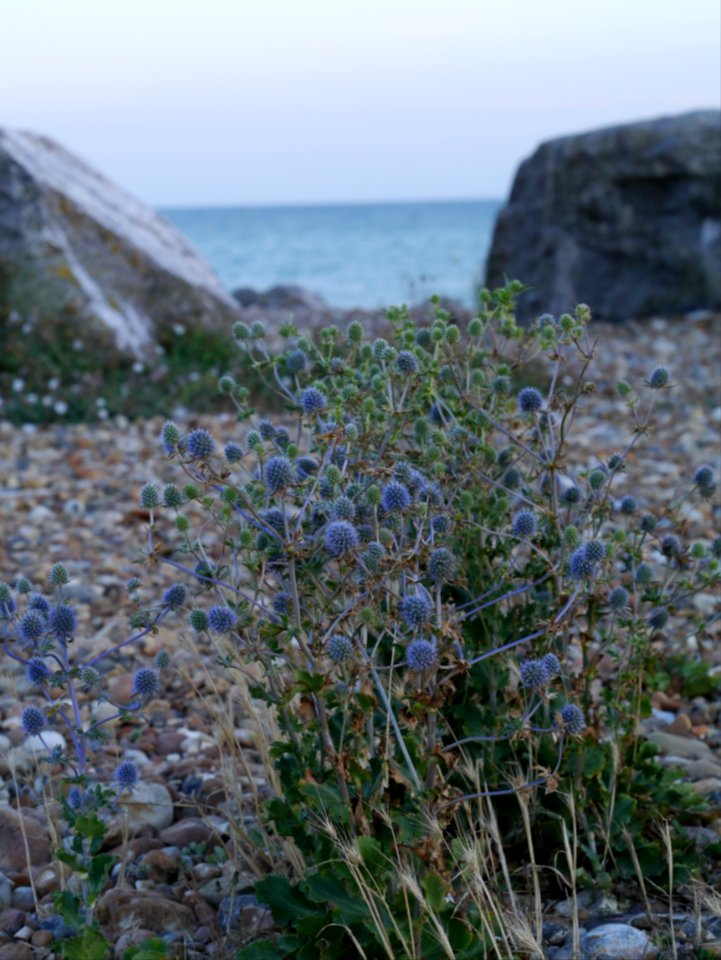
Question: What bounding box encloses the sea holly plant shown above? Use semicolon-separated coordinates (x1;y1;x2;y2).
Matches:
140;287;719;957
0;564;178;956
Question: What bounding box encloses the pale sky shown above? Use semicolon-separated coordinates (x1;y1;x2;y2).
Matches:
1;0;719;206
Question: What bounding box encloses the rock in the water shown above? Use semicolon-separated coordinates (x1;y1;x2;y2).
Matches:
583;923;657;959
0;128;239;355
485;111;721;322
233;284;329;312
95;887;195;935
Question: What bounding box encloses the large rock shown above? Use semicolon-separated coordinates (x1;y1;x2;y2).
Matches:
0;128;239;354
485;111;721;322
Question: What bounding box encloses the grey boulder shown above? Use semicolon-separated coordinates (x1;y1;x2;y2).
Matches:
0;128;239;355
485;111;721;322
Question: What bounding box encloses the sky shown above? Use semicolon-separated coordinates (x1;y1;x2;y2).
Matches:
1;0;719;207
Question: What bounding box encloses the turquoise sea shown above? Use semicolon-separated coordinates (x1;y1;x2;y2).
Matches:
162;199;502;309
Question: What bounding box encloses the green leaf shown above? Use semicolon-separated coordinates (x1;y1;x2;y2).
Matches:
123;938;169;960
87;853;116;900
52;890;84;931
58;926;110;960
235;941;282;960
297;782;348;823
421;872;447;913
73;812;107;846
302;873;370;924
255;875;317;925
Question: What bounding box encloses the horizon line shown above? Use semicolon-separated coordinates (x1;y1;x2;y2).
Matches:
158;195;503;212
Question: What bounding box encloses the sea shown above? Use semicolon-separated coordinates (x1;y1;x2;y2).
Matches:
162;199;502;310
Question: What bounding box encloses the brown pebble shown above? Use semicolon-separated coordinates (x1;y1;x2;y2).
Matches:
31;930;54;947
0;942;33;960
141;849;181;883
194;924;214;944
0;908;26;935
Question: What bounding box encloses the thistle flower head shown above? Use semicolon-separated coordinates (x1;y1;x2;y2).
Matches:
301;387;327;415
331;496;356;522
26;657;50;687
620;495;637;515
286;349;307;374
661;534;682;558
295;456;319;479
21;706;46;737
186;429;215;460
207;606;237;633
19;610;46;644
264;456;293;493
49;604;76;640
29;593;50;616
327;634;353;663
155;650;171;670
561;484;581;505
428;547;455;582
115;760;139;791
161;420;181;453
381;481;411;513
557;704;585;735
49;563;69;587
140;483;160;509
647;607;669;630
588;468;607;491
569;545;597;580
399;594;433;629
162;583;186;610
406;638;438;672
503;467;521;489
395;350;418;374
634;562;654;584
224;442;243;464
15;576;31;595
163;484;183;509
258;419;276;441
517;387;543;414
640;513;657;533
608;586;629;611
324;520;360;557
272;592;291;615
712;535;721;559
693;464;714;487
519;658;550;689
648;366;670;389
188;609;209;633
132;667;160;699
584;540;606;563
542;652;561;677
512;509;537;539
81;666;99;688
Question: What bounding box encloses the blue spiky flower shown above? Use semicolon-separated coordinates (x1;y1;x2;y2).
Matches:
693;465;714;488
517;387;543;414
381;481;411;513
224;442;243;464
512;509;537;539
301;387;327;415
399;594;433;629
635;562;654;584
561;485;581;505
22;706;46;737
29;593;50;616
26;657;50;687
49;563;69;587
647;607;669;630
569;545;598;580
186;429;215;460
428;548;455;582
132;667;159;699
324;520;360;557
49;604;76;640
620;496;637;515
161;420;181;453
406;638;438;672
640;514;657;533
542;652;561;677
295;456;319;480
115;760;139;791
207;606;237;633
395;350;418;374
648;366;670;389
272;592;291;615
162;584;187;610
608;586;629;611
557;704;585;735
327;635;353;663
155;650;171;670
286;349;307;374
519;658;549;689
661;534;682;558
19;610;46;644
264;456;293;493
584;540;605;563
81;666;99;688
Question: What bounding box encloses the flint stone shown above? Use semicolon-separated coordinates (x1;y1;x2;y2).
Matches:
485;111;721;322
0;807;51;875
117;781;174;832
583;923;657;958
96;887;195;935
0;128;239;356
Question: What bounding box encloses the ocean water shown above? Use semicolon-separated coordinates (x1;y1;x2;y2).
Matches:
162;199;502;309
